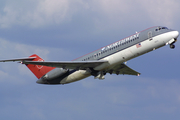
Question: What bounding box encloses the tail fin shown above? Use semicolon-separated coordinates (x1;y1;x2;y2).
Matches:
26;54;55;79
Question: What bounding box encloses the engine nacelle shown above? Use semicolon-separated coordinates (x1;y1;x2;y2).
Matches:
42;68;68;81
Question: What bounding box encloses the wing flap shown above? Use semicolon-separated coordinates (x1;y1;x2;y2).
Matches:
108;63;140;76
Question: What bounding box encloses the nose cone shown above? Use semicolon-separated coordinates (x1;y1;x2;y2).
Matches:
172;31;179;39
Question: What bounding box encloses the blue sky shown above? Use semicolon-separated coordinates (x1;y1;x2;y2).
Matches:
0;0;180;120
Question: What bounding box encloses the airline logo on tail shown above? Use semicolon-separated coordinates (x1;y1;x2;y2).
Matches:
37;58;44;69
26;54;55;79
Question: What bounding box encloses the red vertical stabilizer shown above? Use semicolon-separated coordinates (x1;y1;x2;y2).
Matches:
26;54;55;79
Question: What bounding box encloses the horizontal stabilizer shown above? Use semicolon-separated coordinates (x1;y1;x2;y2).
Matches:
0;54;56;79
0;57;36;62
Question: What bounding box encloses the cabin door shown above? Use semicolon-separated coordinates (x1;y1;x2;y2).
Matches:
148;31;153;40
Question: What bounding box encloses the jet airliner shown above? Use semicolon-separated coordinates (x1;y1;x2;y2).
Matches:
0;26;179;84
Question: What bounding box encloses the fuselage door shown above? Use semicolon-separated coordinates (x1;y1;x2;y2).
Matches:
148;31;153;40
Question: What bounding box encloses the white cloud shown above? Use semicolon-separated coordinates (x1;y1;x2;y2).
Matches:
0;0;72;28
140;0;180;27
96;0;180;27
28;0;71;27
0;0;89;28
0;0;179;28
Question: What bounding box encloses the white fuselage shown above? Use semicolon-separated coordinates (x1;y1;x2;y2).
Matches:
60;30;178;84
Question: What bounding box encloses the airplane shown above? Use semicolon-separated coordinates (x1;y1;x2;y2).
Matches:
0;26;179;85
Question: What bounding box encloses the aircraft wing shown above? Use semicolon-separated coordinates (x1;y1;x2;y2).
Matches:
22;60;108;70
0;57;140;76
107;63;140;76
23;60;140;76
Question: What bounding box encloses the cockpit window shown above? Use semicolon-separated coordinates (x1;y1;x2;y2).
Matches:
155;27;168;31
162;27;168;29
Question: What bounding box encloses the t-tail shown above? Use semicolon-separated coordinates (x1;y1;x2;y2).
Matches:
0;54;69;84
26;54;56;79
